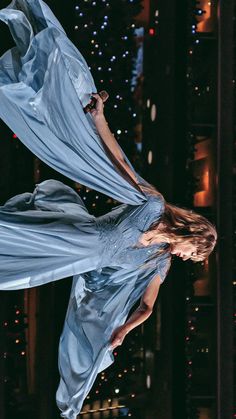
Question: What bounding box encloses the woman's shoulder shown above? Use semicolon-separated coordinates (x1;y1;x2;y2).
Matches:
138;183;165;205
143;190;165;216
145;191;164;205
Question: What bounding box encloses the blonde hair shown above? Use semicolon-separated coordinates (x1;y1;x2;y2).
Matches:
145;200;217;263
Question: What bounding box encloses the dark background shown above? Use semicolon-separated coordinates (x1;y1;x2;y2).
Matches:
0;0;235;418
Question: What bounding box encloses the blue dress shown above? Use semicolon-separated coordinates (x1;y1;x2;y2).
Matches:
0;1;172;418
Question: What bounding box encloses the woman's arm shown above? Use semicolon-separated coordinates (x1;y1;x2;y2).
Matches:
90;93;140;186
90;93;161;196
124;273;162;332
109;274;162;349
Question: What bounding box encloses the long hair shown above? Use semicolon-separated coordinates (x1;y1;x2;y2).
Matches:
143;200;217;263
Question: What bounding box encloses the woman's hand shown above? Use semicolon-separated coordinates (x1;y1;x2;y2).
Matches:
90;92;108;123
109;325;129;350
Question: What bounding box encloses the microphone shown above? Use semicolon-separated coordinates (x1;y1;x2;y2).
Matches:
83;90;109;114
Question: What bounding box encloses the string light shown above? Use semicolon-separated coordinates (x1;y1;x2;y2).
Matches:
184;4;219;417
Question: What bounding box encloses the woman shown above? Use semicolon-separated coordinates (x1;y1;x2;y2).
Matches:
0;1;217;418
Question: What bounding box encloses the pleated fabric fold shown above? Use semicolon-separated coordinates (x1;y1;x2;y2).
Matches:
0;0;147;205
0;180;102;290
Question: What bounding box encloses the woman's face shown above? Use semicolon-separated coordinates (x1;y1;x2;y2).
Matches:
170;241;197;261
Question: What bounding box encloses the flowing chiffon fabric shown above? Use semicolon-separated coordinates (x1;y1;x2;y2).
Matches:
0;1;171;417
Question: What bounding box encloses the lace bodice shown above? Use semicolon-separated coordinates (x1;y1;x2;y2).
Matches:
94;193;168;269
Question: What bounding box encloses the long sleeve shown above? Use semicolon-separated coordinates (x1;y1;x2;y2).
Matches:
0;0;147;205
